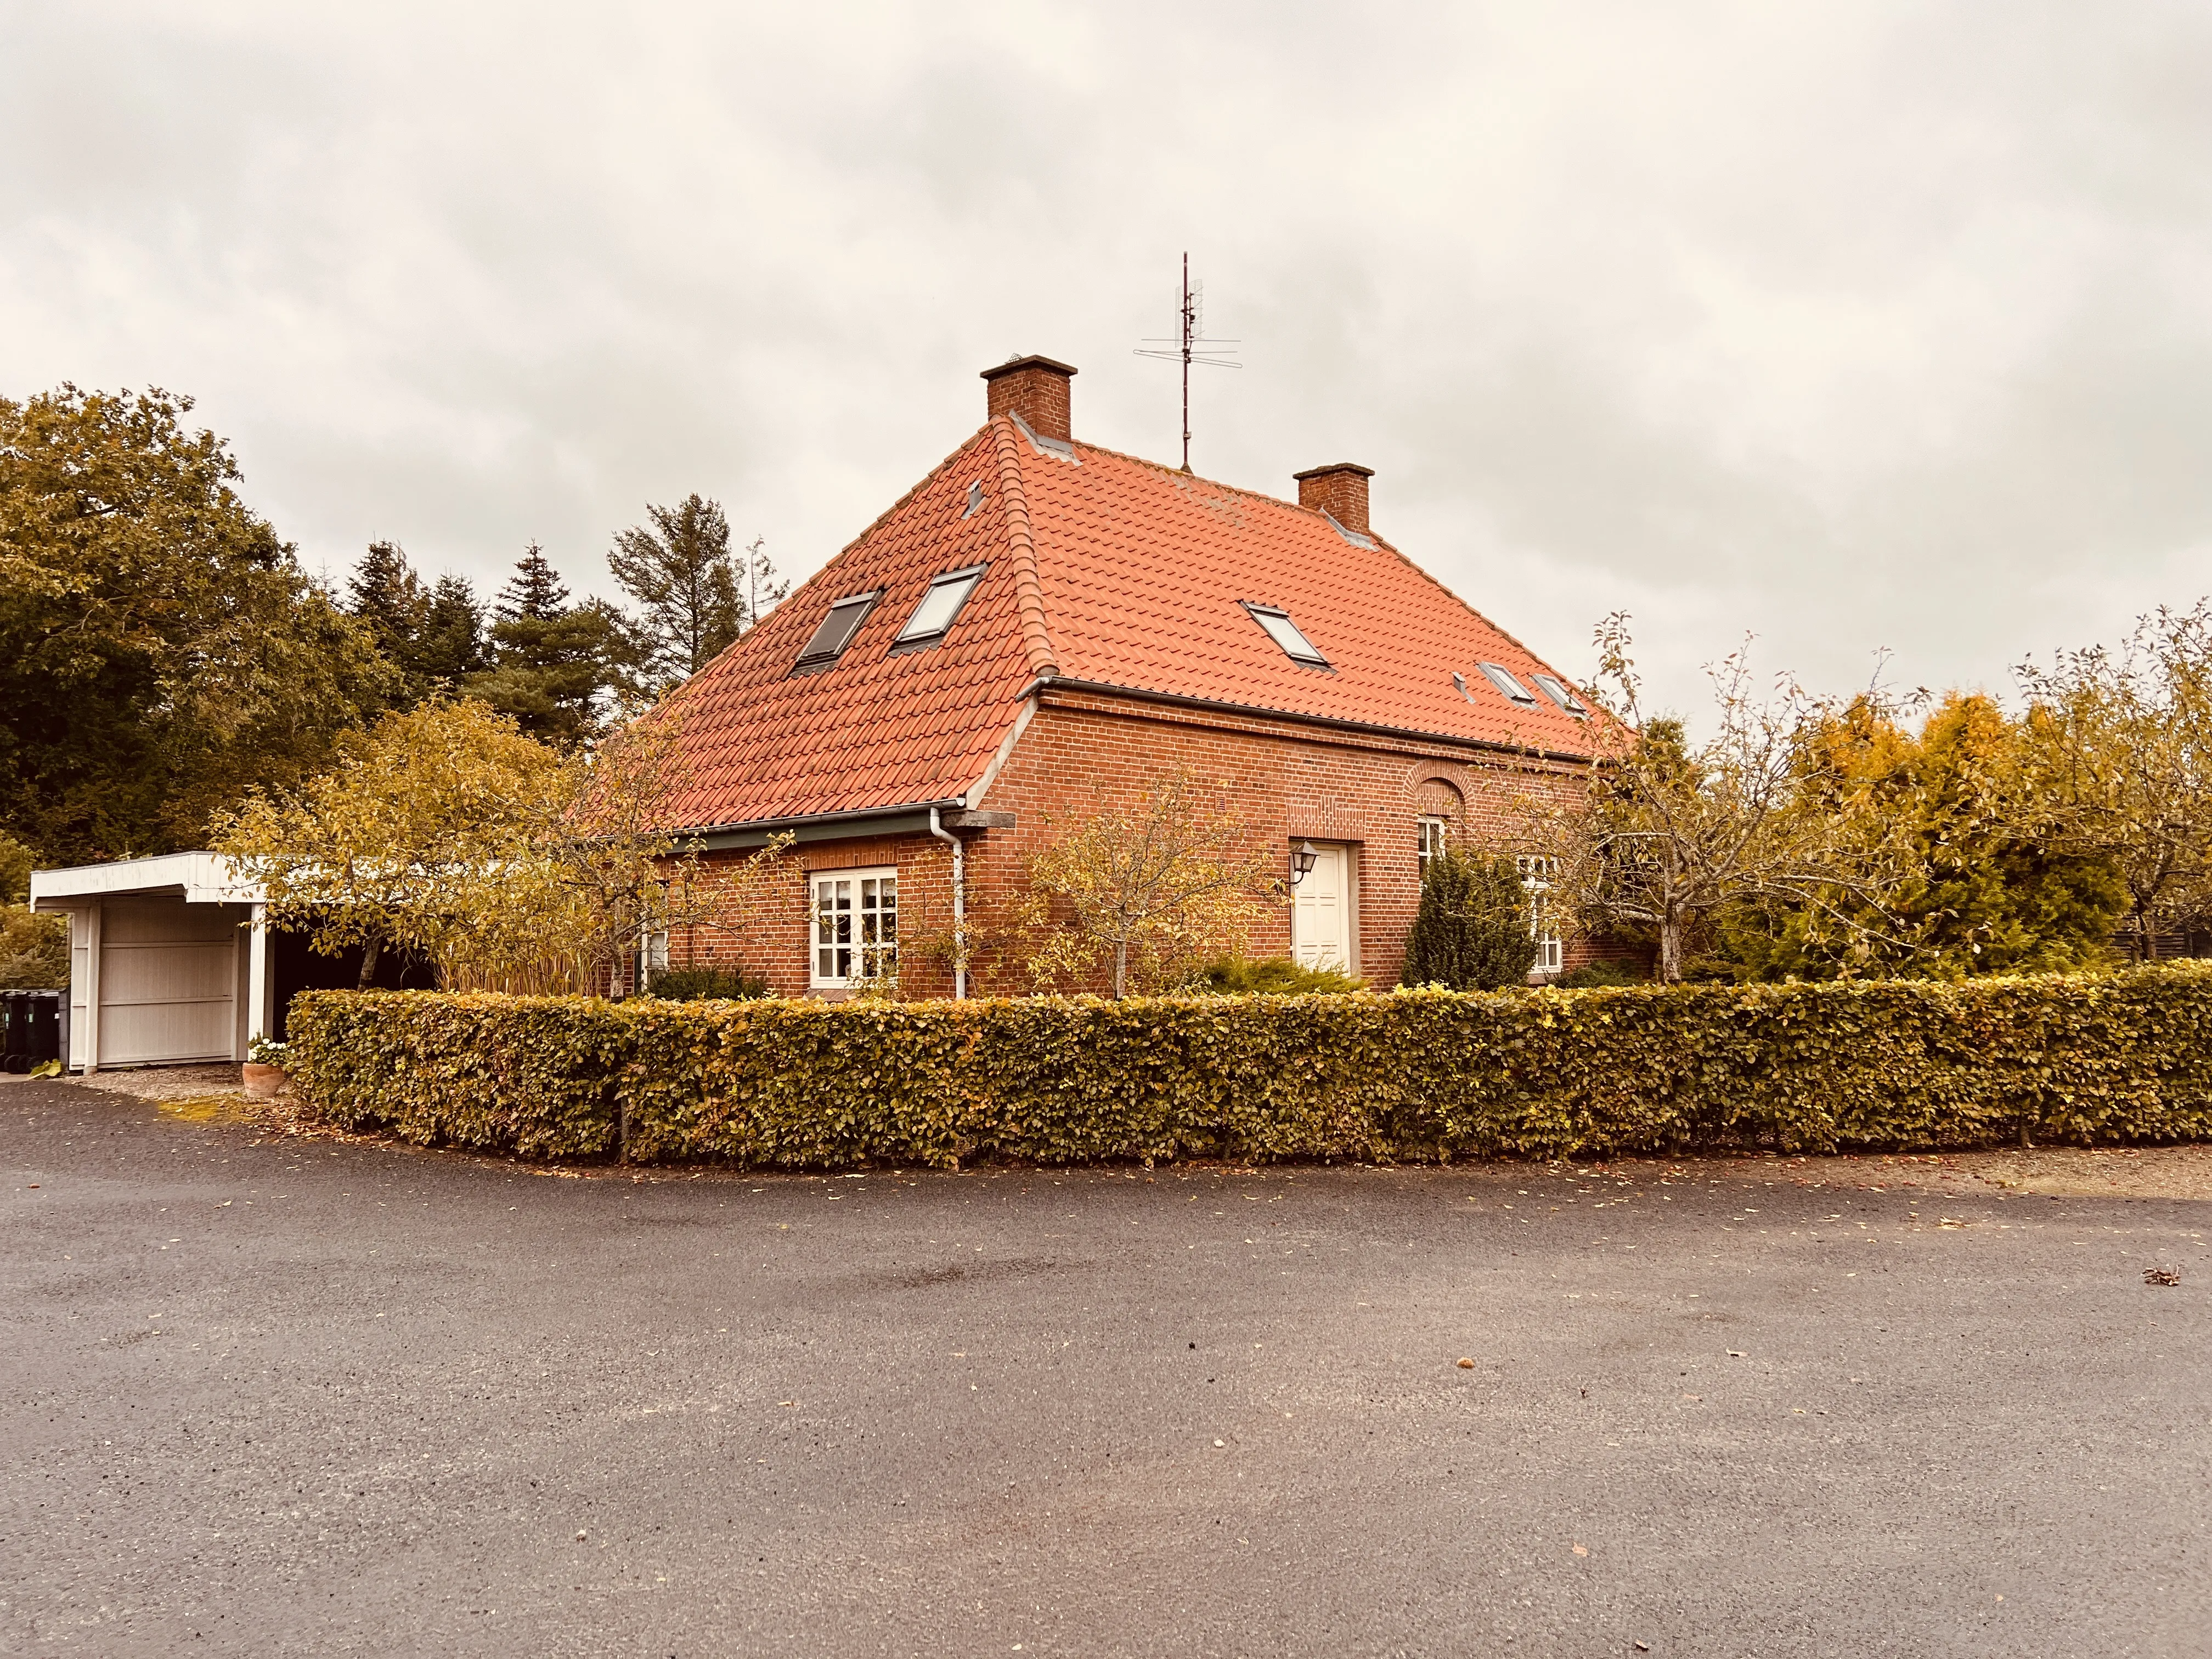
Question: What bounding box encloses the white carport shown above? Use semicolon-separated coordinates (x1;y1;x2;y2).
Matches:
29;853;270;1074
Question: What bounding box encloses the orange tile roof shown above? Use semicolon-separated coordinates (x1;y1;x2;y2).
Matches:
656;417;1597;831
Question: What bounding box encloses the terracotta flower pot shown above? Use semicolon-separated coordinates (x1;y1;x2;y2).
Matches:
242;1062;290;1101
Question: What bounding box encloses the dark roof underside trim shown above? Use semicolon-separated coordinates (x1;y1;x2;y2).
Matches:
684;802;963;850
1025;676;1595;766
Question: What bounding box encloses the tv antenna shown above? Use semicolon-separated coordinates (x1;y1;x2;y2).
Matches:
1135;252;1239;471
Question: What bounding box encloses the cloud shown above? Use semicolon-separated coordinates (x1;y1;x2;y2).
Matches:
5;0;2211;720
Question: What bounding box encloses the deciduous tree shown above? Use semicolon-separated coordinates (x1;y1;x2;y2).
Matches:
213;698;788;996
1022;770;1279;996
2016;603;2212;960
1518;616;1908;982
0;384;395;862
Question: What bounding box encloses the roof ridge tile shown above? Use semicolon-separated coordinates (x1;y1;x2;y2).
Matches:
989;416;1061;680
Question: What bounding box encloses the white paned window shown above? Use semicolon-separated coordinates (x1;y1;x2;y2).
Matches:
1418;816;1449;871
1516;855;1564;974
810;868;898;990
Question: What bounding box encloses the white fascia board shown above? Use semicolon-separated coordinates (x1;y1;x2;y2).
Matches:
29;851;262;910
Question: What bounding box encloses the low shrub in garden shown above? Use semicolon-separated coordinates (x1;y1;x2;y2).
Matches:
285;963;2212;1169
639;966;771;1001
1189;956;1365;995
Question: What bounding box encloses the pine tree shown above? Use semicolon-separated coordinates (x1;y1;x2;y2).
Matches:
608;494;745;693
348;541;430;662
413;575;487;687
469;547;633;747
1401;848;1538;990
494;543;570;624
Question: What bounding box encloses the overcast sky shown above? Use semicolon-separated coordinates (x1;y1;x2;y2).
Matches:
7;2;2210;721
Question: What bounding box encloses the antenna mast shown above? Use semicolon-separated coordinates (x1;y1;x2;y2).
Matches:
1135;252;1239;471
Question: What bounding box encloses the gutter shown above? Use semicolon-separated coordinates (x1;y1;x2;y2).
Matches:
684;800;968;851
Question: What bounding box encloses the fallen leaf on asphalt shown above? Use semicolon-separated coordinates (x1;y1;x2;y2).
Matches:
1457;1357;1475;1368
2145;1267;2181;1286
1572;1543;1587;1556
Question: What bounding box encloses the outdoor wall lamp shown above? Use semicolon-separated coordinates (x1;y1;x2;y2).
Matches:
1290;841;1319;886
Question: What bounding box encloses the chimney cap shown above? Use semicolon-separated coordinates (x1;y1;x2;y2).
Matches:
980;354;1079;382
1291;461;1374;481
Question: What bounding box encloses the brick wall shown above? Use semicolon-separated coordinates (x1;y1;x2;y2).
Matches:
673;831;957;1001
673;687;1631;997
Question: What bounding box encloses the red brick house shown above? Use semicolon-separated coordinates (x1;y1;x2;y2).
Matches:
656;356;1605;998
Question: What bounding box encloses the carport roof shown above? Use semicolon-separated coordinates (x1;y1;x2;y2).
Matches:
29;852;261;909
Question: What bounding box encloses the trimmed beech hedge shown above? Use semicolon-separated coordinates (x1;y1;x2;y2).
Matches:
285;964;2212;1167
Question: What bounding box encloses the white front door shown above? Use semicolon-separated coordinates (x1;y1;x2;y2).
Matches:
1291;844;1350;973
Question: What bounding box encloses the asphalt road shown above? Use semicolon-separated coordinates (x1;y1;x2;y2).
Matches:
4;1079;2208;1658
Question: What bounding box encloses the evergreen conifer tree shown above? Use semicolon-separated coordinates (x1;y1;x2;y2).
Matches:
413;574;487;687
469;546;633;747
494;543;570;624
608;494;745;693
1401;847;1538;990
347;541;429;661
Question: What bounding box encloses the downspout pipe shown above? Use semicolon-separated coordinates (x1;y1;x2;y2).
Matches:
928;806;967;1000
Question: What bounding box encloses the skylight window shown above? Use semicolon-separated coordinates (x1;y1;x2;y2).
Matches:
1477;662;1538;704
1243;602;1330;669
791;592;878;675
893;565;986;651
1531;672;1589;716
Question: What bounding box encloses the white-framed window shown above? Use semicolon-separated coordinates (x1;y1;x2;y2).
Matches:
1516;855;1564;975
810;867;898;989
1418;815;1449;871
645;930;670;973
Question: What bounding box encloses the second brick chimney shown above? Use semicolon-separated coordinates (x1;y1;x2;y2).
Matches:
1293;462;1375;537
981;355;1077;443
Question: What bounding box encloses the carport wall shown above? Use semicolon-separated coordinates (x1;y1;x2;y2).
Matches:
29;853;273;1071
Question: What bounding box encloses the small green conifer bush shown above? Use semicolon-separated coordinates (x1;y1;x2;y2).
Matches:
1401;849;1538;990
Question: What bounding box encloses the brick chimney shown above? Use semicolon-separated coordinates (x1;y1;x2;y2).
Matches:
1294;462;1374;537
981;355;1076;442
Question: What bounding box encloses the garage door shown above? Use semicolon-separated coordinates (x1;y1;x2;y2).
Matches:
98;897;240;1066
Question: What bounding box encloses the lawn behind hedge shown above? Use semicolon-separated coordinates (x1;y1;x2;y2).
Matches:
285;964;2212;1167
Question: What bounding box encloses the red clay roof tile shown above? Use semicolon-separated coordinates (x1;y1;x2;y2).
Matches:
656;417;1595;830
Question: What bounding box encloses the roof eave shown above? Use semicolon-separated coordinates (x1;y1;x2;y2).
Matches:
1021;676;1597;766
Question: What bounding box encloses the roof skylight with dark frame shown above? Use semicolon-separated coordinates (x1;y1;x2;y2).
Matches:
790;592;879;675
1477;661;1538;704
1241;602;1330;669
891;565;988;652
